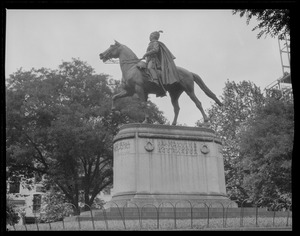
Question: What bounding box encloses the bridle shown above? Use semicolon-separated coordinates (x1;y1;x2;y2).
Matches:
101;44;120;62
101;43;144;65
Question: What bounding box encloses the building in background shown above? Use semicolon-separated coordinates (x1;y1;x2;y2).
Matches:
7;174;112;224
7;174;46;224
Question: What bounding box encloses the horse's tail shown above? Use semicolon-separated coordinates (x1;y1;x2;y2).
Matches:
192;73;223;106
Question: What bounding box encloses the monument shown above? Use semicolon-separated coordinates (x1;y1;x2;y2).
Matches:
108;123;237;208
99;32;237;209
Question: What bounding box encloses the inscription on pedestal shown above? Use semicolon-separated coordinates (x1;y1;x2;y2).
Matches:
157;140;198;155
114;140;130;152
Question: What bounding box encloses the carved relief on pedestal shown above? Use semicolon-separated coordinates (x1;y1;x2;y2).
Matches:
114;140;131;153
200;144;210;154
144;139;154;152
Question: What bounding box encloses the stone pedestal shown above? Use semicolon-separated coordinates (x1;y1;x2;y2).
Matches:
108;123;237;208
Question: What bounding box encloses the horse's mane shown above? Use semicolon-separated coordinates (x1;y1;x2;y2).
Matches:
121;44;139;60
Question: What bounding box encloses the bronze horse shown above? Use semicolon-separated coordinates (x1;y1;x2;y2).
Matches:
99;40;222;125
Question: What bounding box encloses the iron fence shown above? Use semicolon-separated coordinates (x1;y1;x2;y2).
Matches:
7;199;292;231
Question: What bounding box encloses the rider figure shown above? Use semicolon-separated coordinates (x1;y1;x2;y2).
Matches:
142;30;180;97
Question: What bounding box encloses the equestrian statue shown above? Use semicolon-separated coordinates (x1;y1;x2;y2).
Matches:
99;30;223;125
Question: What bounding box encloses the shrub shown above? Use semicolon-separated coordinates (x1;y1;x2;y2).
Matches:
6;197;20;226
39;190;73;223
91;197;105;209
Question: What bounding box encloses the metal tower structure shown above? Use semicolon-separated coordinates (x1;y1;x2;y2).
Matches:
264;34;292;100
278;34;290;76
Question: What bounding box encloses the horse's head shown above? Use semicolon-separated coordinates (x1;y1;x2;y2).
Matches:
99;40;122;62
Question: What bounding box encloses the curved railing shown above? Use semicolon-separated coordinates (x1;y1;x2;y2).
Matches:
7;200;292;231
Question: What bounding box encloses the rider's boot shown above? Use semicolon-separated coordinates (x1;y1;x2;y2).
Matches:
148;69;167;97
156;70;167;97
148;68;159;84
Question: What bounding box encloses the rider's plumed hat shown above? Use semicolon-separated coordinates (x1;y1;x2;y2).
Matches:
150;30;163;40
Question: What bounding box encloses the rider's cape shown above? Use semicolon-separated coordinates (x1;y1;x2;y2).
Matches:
157;41;180;85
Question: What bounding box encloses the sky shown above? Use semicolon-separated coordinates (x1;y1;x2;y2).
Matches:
6;9;285;126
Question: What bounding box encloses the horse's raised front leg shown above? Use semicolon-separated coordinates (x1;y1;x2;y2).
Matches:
112;89;130;111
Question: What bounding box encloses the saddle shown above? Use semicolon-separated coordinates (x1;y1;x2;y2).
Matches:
136;61;161;81
136;61;166;97
136;61;155;82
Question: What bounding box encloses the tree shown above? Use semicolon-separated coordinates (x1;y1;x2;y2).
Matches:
198;80;265;205
6;58;166;214
238;96;293;208
233;9;290;39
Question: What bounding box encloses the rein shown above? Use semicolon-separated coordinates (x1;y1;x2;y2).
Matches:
121;58;144;64
105;58;144;65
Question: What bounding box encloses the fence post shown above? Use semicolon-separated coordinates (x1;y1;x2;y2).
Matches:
276;199;292;228
64;203;80;230
173;203;176;229
124;202;141;229
12;223;16;231
141;204;159;229
174;200;193;229
21;214;27;231
158;201;175;230
109;201;126;229
255;197;278;228
240;199;250;227
192;202;209;229
255;205;258;227
207;204;210;228
207;202;225;228
157;205;159;229
190;203;193;229
30;205;39;231
102;208;109;230
286;208;290;227
225;202;235;228
62;217;65;230
82;203;95;230
273;201;281;227
17;212;27;231
92;202;108;230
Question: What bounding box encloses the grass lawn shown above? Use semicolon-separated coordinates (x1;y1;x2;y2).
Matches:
7;216;292;231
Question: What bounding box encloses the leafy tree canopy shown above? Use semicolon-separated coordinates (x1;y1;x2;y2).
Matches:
238;96;293;207
199;80;265;205
6;58;166;214
201;79;293;208
233;9;290;39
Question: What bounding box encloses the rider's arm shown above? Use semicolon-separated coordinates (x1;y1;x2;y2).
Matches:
143;41;160;58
